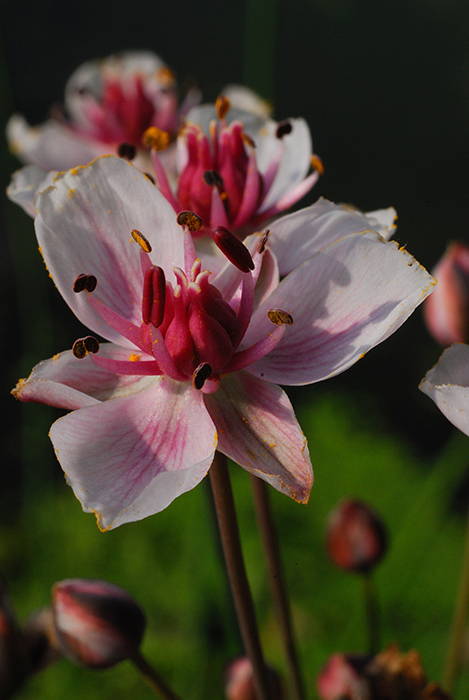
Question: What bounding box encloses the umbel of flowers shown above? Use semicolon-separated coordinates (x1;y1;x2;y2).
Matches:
13;156;434;530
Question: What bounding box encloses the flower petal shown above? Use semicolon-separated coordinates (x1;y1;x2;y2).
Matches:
420;343;469;436
50;378;217;530
34;156;185;344
204;371;312;503
7;165;55;218
244;232;434;385
7;114;103;171
13;344;155;410
268;197;397;276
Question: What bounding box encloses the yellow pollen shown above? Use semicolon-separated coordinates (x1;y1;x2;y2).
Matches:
177;210;203;232
311;154;324;175
142;127;170;151
129;353;141;362
215;94;231;120
268;309;294;326
131;228;152;253
156;67;176;86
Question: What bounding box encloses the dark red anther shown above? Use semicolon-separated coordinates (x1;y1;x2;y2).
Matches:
117;143;137;160
142;266;166;327
73;274;97;293
211;226;255;273
72;336;100;359
276;120;293;138
203;170;224;188
258;229;270;255
193;362;213;390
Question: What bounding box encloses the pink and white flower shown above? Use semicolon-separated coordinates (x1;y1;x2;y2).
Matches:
150;96;321;235
13;156;434;530
420;343;469;436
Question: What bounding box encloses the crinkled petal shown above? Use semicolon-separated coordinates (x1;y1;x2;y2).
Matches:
7;165;55;218
7;114;103;171
244;232;435;385
13;344;155;410
204;371;312;502
268;197;398;276
35;156;185;344
420;343;469;436
50;378;217;530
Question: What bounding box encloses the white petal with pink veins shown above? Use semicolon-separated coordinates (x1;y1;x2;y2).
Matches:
420;343;469;437
50;377;217;530
244;232;434;385
204;371;312;503
268;198;397;276
34;156;185;344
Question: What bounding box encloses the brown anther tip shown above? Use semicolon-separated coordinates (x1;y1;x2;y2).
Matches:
193;363;212;390
72;336;99;359
177;210;203;232
258;229;270;255
215;94;231;120
131;229;152;253
73;274;97;293
203;170;224;188
268;309;293;325
142;127;170;151
117;142;137;160
311;154;324;175
276;120;293;139
241;132;256;149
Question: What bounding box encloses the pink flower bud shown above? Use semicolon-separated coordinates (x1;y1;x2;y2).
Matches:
52;579;146;669
224;657;283;700
317;653;370;700
326;499;387;574
423;242;469;346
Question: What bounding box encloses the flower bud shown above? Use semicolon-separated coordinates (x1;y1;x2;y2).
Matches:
52;579;146;669
326;499;387;574
316;653;370;700
423;242;469;346
224;657;283;700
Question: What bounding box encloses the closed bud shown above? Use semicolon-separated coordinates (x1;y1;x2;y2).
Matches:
423;242;469;346
52;579;146;669
326;499;387;574
224;657;283;700
317;653;371;700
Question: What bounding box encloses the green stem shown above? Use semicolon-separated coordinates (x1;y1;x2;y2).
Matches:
442;502;469;693
130;650;183;700
250;475;306;700
363;572;380;655
209;452;271;700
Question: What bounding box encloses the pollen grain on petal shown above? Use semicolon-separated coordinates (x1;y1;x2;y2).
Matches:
131;228;152;253
268;309;294;325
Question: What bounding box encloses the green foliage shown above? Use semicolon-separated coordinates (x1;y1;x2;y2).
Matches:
2;387;467;699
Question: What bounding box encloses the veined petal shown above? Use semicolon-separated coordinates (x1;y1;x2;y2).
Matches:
7;165;54;218
268;198;398;276
244;232;434;385
204;372;312;503
420;343;469;436
13;344;156;410
50;378;217;530
34;156;185;343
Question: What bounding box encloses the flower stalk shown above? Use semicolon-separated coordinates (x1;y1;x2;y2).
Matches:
130;650;184;700
209;452;271;700
250;475;306;700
